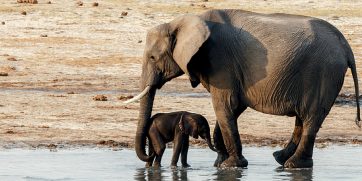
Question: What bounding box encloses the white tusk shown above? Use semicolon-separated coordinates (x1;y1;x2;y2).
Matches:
123;86;151;104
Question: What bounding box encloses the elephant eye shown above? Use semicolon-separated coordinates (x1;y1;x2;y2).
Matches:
150;55;156;62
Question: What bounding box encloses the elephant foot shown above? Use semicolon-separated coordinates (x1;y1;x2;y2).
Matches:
273;150;291;165
273;142;298;165
145;162;153;168
284;156;313;168
153;162;161;168
182;163;191;168
213;153;228;167
220;155;248;168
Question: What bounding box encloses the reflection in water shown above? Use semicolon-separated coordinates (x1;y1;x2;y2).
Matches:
134;167;189;181
134;166;244;181
275;166;313;181
172;168;188;180
134;165;313;181
213;168;243;180
134;168;163;181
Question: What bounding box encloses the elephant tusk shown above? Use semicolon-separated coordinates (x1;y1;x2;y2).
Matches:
123;86;151;104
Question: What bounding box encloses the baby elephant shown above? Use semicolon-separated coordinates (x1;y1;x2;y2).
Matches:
146;111;217;168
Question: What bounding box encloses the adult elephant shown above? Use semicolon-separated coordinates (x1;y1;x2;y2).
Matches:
124;9;361;168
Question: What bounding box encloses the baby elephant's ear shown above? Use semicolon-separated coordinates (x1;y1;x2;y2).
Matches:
188;117;199;139
178;114;189;134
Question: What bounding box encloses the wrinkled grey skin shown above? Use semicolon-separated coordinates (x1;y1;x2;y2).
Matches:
135;9;361;168
145;111;217;168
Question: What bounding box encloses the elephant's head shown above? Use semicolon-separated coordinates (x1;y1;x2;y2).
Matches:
179;113;217;152
123;15;210;161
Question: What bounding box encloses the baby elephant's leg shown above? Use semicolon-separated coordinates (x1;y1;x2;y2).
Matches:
149;126;166;168
171;133;184;167
145;141;155;167
181;135;190;167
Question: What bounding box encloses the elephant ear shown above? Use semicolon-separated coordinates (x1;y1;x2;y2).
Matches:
178;113;189;134
170;15;210;87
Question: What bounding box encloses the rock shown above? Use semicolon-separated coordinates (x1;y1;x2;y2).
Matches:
39;125;50;128
7;57;18;61
47;1;51;4
1;22;5;25
92;2;99;7
17;0;38;4
0;72;9;76
138;40;142;43
118;95;134;101
121;11;128;16
47;143;57;149
67;91;75;94
98;140;128;147
5;130;15;134
40;34;48;37
76;1;83;6
331;16;339;20
21;11;27;15
93;95;107;101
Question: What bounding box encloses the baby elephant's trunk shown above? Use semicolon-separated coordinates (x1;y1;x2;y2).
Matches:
205;135;218;152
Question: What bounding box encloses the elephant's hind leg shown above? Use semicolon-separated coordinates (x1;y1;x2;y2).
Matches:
273;116;303;165
284;112;327;168
145;139;156;167
213;121;229;167
148;126;166;168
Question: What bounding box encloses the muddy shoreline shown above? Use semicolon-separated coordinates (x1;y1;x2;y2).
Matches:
1;131;361;150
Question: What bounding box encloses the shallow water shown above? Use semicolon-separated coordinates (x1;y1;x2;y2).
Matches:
0;146;361;180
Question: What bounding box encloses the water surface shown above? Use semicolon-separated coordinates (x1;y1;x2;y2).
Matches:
0;146;361;180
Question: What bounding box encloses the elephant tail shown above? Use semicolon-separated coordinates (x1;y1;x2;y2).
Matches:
348;58;361;128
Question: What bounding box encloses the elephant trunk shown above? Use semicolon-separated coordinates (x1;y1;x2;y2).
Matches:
135;86;156;162
205;133;218;152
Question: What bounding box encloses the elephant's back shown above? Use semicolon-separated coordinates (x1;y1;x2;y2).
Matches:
201;10;351;115
200;9;317;30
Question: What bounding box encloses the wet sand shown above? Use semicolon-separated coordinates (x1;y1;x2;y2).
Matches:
0;0;362;149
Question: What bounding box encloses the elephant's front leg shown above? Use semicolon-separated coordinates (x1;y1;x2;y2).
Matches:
180;135;191;167
171;132;184;167
213;121;229;167
212;96;248;168
273;116;303;165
